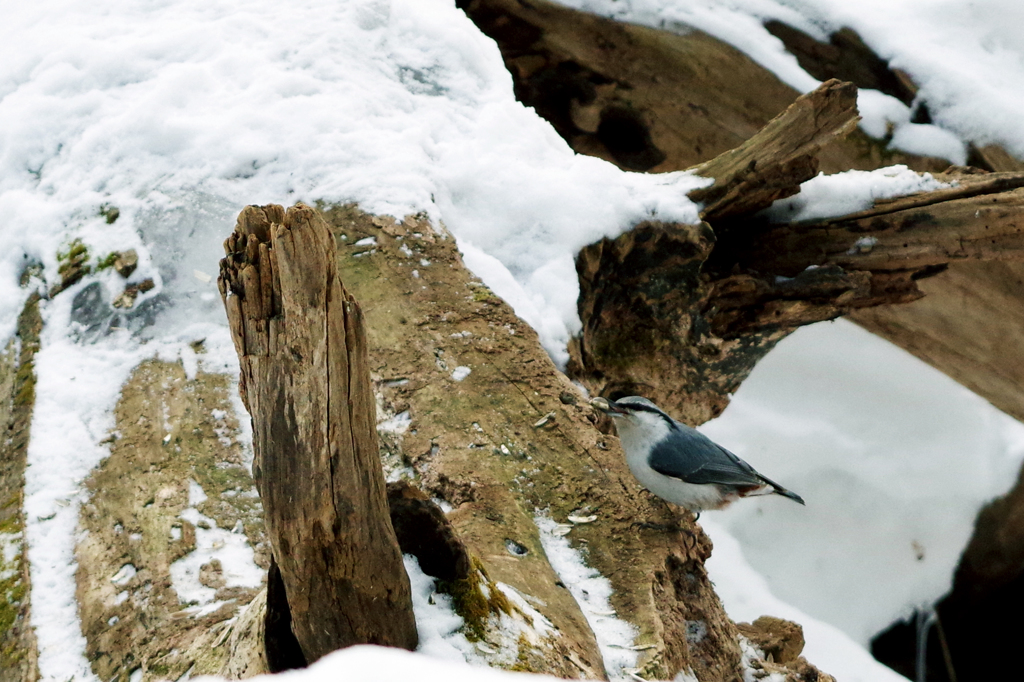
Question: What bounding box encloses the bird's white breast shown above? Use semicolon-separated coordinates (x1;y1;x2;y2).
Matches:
614;412;728;511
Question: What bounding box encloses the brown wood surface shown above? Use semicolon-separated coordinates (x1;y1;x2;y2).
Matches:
688;79;859;220
218;204;417;662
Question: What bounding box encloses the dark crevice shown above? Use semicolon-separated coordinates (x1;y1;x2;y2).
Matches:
764;21;918;106
596;106;666;170
387;480;471;582
264;558;308;673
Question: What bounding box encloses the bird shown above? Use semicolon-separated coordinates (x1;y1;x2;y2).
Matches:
591;395;805;513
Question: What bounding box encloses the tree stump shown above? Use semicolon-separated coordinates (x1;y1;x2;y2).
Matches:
218;204;418;663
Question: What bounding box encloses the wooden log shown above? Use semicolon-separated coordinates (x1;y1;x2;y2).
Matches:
458;0;949;177
571;111;1024;419
218;204;418;662
687;79;860;220
728;172;1024;276
328;205;745;681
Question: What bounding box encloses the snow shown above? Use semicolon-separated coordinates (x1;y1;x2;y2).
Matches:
169;483;264;613
196;645;557;682
704;518;909;682
763;165;947;223
3;0;1024;681
404;555;478;663
700;320;1024;647
535;515;638;680
561;0;1024;162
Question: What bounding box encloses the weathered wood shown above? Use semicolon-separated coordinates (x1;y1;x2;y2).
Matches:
321;204;834;682
330;206;755;682
571;110;1024;420
687;79;860;220
218;204;418;662
458;0;950;177
75;360;268;681
0;294;41;682
733;172;1024;276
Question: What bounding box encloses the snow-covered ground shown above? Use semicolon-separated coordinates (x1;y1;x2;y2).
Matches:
4;0;1024;681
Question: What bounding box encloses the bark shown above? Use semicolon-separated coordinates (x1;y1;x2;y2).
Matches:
458;0;952;176
326;205;768;682
686;79;859;221
569;82;1024;422
217;204;418;661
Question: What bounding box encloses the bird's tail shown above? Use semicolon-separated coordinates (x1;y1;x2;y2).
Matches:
773;487;805;505
757;473;806;505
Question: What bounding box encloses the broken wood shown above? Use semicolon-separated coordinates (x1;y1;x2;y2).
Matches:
569;84;1024;422
329;204;813;682
687;78;859;221
459;0;950;176
218;204;418;662
727;171;1024;277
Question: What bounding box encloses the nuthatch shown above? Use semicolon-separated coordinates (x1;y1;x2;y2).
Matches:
591;396;805;512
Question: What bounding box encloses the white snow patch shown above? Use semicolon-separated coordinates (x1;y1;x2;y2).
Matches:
188;479;208;506
857;89;911;140
169;507;263;611
193;645;563;682
0;532;22;581
700;320;1024;648
889;124;967;165
451;366;471;382
378;410;412;435
738;636;786;682
495;582;554;635
110;564;137;586
535;514;637;680
703;518;908;682
764;166;947;223
404;554;477;663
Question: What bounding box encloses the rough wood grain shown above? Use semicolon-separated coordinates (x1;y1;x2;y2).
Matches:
734;172;1024;276
458;0;949;178
327;205;769;682
218;204;417;662
687;79;860;220
571;123;1024;420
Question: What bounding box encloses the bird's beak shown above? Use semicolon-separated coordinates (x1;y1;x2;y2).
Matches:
590;397;625;415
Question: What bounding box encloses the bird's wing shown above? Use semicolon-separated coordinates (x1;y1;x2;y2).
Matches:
647;427;765;488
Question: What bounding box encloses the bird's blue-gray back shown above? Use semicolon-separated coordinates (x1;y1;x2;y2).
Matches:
647;425;765;487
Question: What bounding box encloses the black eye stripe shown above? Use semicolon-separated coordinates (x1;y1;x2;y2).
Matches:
614;400;676;428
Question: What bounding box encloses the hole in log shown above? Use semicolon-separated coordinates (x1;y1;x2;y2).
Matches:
387;480;472;582
264;559;308;673
504;538;529;556
911;264;949;281
596;105;667;171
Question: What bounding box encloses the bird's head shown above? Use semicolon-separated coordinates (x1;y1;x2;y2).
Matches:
590;396;668;421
